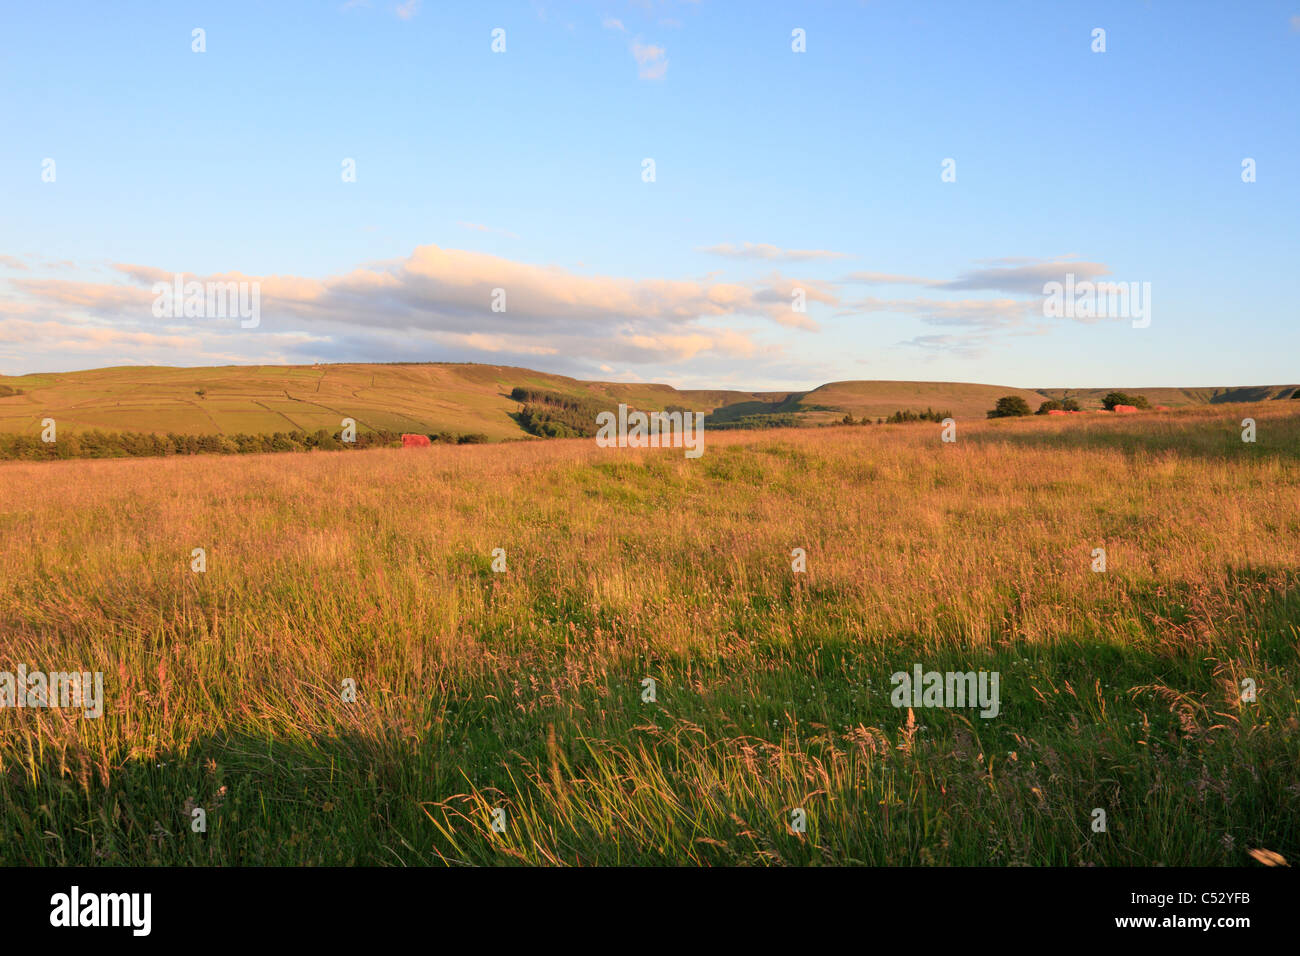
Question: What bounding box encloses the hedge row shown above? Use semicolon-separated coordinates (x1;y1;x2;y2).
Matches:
0;428;489;461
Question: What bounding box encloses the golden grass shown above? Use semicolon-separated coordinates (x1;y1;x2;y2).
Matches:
0;402;1296;864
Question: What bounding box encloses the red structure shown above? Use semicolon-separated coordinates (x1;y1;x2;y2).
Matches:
1113;404;1139;414
1047;408;1068;415
401;433;431;447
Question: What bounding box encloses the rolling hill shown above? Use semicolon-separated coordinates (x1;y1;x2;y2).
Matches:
0;363;1295;440
1034;385;1300;407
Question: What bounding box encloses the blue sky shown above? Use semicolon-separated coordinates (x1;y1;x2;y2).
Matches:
1;0;1296;390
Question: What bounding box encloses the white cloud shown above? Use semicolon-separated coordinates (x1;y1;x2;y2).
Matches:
836;256;1123;356
631;41;667;80
1;244;835;375
846;257;1111;295
842;295;1037;330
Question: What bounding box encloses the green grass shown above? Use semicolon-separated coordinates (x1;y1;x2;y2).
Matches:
0;404;1297;865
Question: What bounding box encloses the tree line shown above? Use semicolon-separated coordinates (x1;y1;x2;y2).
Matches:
987;392;1151;418
511;386;626;438
0;427;489;461
838;407;953;425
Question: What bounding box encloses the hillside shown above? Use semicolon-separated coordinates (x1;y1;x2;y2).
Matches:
0;363;1295;439
793;380;1048;422
1035;385;1300;407
0;364;764;440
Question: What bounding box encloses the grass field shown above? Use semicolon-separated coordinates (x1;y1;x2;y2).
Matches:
0;402;1297;865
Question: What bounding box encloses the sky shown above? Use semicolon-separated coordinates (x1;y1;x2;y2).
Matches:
0;0;1297;391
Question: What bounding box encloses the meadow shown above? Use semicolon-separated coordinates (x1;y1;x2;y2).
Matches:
0;402;1296;865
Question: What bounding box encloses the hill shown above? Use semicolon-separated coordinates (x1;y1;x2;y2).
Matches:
0;363;763;441
792;380;1048;422
1034;385;1300;407
0;363;1295;440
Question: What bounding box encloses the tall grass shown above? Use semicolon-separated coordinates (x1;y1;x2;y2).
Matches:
0;404;1296;865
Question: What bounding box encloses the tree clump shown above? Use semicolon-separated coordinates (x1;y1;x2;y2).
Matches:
987;396;1033;418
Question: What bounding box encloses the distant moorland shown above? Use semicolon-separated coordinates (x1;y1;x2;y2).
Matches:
1;363;1296;450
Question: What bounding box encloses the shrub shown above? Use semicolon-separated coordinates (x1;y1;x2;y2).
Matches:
0;426;422;462
313;429;342;451
886;407;951;424
706;413;803;431
1037;400;1062;415
1102;391;1149;411
987;396;1032;418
